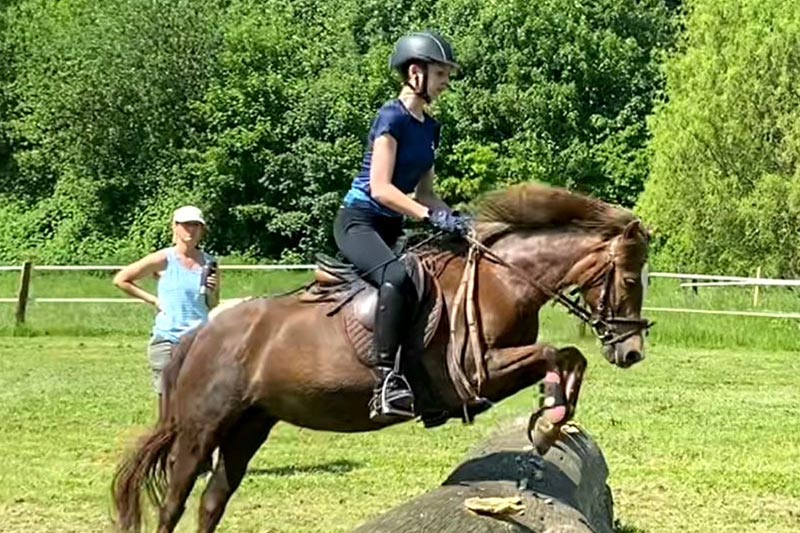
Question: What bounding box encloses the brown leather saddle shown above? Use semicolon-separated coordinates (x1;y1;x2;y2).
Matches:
299;253;444;367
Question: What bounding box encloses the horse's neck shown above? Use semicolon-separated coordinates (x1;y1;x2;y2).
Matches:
490;230;605;302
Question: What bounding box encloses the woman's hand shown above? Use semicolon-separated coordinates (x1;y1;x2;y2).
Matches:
113;251;168;307
426;207;471;236
205;272;219;292
204;269;221;309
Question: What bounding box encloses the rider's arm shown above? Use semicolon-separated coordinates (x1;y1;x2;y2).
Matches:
369;134;431;220
113;250;167;310
414;167;449;211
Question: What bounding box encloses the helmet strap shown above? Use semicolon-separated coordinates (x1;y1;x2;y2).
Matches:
405;63;431;104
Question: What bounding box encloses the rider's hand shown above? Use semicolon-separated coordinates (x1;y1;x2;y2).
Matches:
426;207;470;236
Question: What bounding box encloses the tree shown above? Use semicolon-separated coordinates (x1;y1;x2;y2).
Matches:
433;0;678;207
0;0;679;262
638;0;800;276
1;0;223;261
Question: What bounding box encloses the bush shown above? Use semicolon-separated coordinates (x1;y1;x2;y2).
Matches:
0;0;678;263
638;0;800;276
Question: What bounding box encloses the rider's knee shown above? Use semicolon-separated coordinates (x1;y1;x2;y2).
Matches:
381;261;409;291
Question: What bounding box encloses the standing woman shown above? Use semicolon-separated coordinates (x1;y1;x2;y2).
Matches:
114;206;220;397
334;30;469;422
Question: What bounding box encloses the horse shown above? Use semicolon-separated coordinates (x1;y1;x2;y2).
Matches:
112;183;652;533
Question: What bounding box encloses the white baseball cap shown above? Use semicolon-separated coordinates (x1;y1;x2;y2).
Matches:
173;205;206;225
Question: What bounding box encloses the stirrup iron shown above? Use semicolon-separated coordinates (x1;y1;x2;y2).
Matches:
380;369;414;418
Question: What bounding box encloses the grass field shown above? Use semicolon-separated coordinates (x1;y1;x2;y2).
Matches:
1;269;800;532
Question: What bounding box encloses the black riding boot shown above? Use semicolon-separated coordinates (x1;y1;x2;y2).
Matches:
369;281;415;422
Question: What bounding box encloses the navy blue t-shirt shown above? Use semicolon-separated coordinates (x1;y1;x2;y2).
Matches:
343;99;441;217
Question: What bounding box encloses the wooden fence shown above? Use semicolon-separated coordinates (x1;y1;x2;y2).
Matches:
2;263;798;326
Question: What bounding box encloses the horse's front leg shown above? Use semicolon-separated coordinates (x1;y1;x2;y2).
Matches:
558;346;588;420
482;344;587;455
528;346;587;454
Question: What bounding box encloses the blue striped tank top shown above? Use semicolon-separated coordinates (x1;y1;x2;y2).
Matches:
152;247;213;343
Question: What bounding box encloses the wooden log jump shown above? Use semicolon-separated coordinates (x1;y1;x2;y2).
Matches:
355;419;614;533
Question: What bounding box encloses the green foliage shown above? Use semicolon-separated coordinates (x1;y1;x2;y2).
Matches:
435;0;677;206
0;0;21;187
188;0;387;260
0;0;678;263
638;0;800;276
1;0;223;261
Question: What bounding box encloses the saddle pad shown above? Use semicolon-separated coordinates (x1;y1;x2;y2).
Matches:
344;275;444;366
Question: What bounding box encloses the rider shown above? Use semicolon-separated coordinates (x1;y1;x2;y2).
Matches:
333;30;469;422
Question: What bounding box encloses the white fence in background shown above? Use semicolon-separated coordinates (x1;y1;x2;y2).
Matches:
2;263;798;325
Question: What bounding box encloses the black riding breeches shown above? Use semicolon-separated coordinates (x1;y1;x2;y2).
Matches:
333;206;411;294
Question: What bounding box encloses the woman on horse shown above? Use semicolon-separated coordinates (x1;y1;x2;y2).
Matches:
333;30;470;422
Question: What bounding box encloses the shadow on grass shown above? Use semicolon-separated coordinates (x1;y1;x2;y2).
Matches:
249;459;361;477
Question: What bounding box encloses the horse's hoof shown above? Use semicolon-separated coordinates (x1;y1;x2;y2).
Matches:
528;415;559;455
421;411;449;429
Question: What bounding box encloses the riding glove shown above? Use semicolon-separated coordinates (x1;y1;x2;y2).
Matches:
426;207;470;236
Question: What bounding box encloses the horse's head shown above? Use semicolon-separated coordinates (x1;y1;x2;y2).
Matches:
576;219;652;368
472;183;654;368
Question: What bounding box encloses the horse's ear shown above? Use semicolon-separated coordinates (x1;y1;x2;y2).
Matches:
623;219;643;240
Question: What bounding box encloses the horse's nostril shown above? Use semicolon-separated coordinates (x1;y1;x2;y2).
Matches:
625;350;642;364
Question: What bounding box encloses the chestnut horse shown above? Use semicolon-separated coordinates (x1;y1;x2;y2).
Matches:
112;183;651;533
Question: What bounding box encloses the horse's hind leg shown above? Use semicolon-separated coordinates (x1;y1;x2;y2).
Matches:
197;408;277;533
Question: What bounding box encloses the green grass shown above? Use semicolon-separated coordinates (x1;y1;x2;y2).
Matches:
1;336;799;532
2;270;800;532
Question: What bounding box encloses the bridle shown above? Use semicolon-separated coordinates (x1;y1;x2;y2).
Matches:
584;246;653;345
462;233;653;347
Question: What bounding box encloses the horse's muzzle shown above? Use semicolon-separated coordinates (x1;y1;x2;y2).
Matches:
603;335;644;368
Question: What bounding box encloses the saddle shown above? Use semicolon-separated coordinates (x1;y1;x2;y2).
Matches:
299;250;489;427
299;253;443;366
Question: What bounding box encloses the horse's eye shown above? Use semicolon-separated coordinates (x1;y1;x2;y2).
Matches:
623;277;638;287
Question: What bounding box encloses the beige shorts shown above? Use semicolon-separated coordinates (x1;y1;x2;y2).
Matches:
147;338;176;394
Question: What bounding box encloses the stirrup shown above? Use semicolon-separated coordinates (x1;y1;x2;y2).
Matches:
369;370;415;421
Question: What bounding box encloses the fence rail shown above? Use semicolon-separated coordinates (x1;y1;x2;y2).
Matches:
641;307;800;320
3;263;799;325
0;264;317;272
680;279;800;287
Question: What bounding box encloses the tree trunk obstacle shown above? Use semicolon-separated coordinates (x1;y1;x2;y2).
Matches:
354;420;614;533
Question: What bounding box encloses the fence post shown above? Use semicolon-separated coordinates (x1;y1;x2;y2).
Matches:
753;266;761;307
15;261;32;326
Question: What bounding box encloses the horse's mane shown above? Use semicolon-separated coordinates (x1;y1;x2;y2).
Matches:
414;183;637;259
474;183;636;242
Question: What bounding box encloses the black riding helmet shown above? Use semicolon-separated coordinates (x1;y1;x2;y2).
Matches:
389;30;458;102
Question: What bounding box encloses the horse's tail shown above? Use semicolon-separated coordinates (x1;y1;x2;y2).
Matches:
111;423;174;532
112;327;201;532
